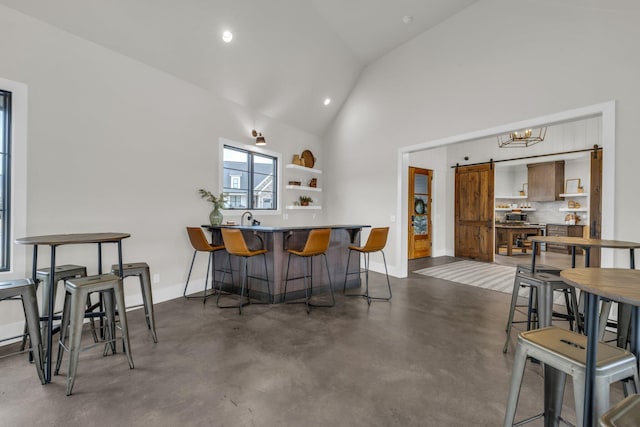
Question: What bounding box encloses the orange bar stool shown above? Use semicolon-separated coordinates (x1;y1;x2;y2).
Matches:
217;228;271;314
283;228;334;313
343;227;392;305
183;227;225;303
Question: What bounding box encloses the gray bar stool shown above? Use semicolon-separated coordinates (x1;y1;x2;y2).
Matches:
504;326;639;427
55;274;134;395
503;270;581;353
27;265;90;351
343;227;392;305
283;228;334;314
111;262;158;343
0;279;45;384
600;394;640;426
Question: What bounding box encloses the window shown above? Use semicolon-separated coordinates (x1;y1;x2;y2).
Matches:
0;90;11;271
223;145;277;210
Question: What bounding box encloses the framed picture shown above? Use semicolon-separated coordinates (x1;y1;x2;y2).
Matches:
565;178;581;194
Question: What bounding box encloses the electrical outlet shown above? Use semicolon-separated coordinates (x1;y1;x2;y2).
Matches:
283;214;288;220
390;215;396;222
153;273;160;284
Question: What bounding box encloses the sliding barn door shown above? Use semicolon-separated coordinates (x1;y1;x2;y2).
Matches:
454;164;494;262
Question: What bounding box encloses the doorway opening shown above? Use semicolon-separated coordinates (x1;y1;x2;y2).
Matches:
397;101;615;278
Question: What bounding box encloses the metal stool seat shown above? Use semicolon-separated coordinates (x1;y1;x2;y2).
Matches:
111;262;157;343
600;394;640;426
217;228;271;314
283;228;334;314
504;326;639;427
0;279;45;384
503;271;581;353
55;274;134;395
343;227;392;305
27;265;90;352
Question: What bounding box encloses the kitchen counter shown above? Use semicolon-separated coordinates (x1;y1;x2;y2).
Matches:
203;224;370;302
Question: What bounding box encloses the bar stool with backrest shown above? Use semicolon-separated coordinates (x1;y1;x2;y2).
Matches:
504;326;639;427
0;279;45;384
55;273;134;395
183;227;226;302
110;262;158;343
283;228;334;314
343;227;391;305
217;228;270;315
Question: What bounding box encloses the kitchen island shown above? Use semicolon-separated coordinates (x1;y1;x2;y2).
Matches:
495;223;544;256
204;224;369;303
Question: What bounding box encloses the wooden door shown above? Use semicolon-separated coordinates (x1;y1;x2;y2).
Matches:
408;167;432;259
454;164;494;261
589;147;603;266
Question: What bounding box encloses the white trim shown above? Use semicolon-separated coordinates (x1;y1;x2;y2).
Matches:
218;137;282;215
0;77;28;279
396;101;616;277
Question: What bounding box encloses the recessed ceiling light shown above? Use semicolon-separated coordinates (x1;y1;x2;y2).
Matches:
323;98;331;106
222;30;233;43
402;15;414;24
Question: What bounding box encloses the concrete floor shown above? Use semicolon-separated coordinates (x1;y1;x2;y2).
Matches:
0;256;619;426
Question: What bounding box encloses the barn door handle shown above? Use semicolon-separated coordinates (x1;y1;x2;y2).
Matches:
487;220;493;229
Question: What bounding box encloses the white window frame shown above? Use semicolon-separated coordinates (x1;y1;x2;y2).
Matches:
219;137;281;215
0;77;27;278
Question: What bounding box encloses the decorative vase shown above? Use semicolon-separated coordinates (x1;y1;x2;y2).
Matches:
209;206;223;226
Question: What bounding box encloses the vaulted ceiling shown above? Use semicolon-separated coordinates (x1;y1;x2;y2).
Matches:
0;0;477;134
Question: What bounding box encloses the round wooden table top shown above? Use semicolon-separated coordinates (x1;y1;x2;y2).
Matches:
529;235;640;249
561;268;640;306
15;232;131;246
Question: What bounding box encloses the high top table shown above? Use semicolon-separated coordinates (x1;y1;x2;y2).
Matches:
15;232;130;383
560;268;640;427
524;236;640;426
528;236;640;272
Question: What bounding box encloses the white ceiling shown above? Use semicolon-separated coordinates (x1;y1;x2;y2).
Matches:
0;0;477;134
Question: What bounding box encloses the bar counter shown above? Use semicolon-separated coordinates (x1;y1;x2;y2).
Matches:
204;224;369;303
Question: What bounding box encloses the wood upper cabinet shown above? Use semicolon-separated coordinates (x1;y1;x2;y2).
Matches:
527;161;565;201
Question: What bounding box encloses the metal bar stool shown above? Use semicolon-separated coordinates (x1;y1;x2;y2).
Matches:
0;279;45;384
504;326;639;427
217;228;270;315
111;262;158;343
343;227;391;305
25;265;91;353
55;274;134;395
183;227;225;302
599;394;640;426
503;270;581;353
283;228;334;314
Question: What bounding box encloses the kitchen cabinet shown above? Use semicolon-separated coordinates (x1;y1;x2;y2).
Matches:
527;161;564;202
546;224;585;254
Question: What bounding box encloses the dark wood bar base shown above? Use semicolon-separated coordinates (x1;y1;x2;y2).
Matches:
205;225;368;303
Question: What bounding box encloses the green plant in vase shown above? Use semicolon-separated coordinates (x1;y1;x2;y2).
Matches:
199;189;227;225
299;195;313;206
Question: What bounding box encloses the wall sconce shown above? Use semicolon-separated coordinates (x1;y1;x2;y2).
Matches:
252;129;266;146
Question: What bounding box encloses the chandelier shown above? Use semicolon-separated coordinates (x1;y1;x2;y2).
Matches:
497;127;547;148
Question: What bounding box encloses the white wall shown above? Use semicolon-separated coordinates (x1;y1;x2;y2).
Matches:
324;0;640;274
0;6;325;335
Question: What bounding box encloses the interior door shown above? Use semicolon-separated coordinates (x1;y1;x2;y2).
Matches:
454;163;494;262
408;167;432;259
